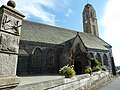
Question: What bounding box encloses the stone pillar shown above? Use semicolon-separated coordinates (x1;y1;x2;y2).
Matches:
111;57;117;75
0;0;24;89
101;53;104;66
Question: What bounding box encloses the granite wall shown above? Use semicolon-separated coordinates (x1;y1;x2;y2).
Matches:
15;71;111;90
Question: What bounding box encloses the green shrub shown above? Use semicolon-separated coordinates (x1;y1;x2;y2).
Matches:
59;65;76;78
89;58;100;69
85;66;92;74
93;65;101;72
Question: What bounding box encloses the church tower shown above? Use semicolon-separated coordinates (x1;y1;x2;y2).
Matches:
82;4;99;37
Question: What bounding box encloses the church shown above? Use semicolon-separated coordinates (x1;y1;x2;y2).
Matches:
17;4;116;75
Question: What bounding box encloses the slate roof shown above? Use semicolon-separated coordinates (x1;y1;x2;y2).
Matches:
19;49;29;56
20;20;111;51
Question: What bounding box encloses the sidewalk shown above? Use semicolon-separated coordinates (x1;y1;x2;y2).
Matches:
19;75;64;86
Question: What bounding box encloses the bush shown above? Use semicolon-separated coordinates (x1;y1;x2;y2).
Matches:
85;66;92;74
93;65;101;72
89;58;100;69
59;65;76;78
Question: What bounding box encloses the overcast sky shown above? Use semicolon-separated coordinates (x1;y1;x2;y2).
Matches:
0;0;120;66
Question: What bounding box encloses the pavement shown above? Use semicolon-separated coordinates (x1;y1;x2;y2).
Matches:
97;77;120;90
19;75;64;86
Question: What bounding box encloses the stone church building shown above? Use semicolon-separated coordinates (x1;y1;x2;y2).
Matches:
17;4;115;75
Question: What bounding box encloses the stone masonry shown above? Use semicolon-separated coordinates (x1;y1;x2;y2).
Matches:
0;0;24;89
15;71;111;90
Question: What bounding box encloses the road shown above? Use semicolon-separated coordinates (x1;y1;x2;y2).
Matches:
97;77;120;90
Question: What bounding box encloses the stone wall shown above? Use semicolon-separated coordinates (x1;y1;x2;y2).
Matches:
17;40;63;75
15;71;111;90
87;49;113;75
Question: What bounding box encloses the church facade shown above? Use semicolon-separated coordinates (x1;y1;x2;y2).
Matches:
17;4;115;75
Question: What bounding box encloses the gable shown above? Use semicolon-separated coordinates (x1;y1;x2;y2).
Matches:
79;33;111;51
70;34;87;54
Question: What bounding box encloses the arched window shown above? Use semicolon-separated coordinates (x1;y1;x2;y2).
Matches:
86;26;88;33
32;48;42;66
103;54;108;66
91;10;94;22
83;13;88;23
87;52;94;59
47;50;54;67
96;53;102;65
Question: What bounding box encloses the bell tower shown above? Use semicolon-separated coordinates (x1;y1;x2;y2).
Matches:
82;4;99;37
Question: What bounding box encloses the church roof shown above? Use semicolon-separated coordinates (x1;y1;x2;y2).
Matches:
20;20;111;51
19;49;29;56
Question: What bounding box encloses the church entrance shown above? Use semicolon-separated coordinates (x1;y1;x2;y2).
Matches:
73;52;82;74
74;61;82;74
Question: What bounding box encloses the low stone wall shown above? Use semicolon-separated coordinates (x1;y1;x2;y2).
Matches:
15;71;111;90
0;75;20;90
